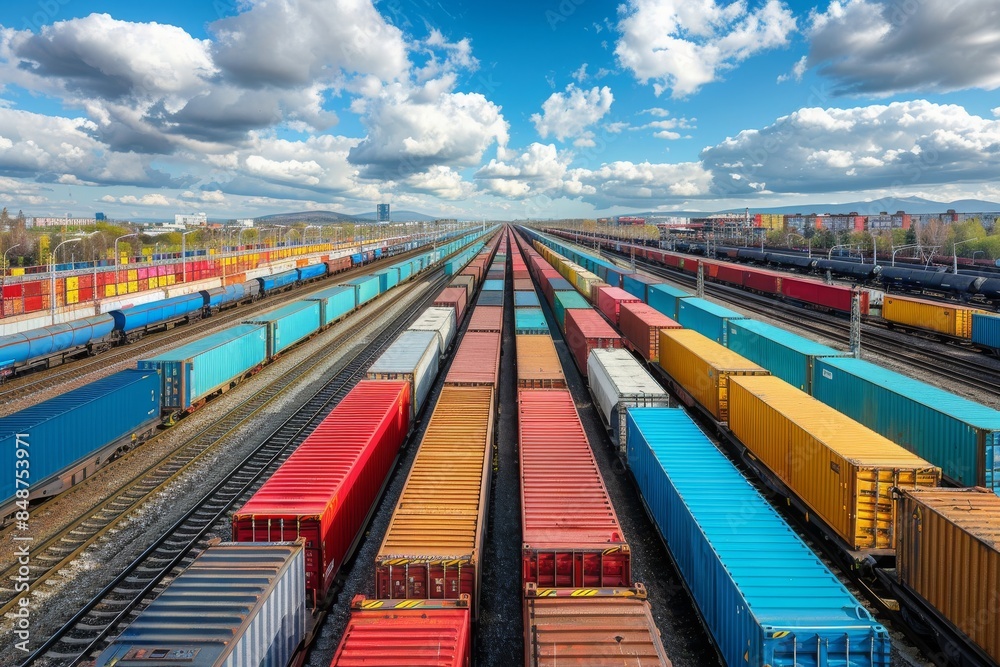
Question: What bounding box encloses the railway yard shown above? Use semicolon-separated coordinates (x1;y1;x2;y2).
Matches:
1;224;998;667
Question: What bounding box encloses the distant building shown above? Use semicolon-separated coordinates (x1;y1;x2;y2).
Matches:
825;213;865;234
175;213;207;227
616;216;646;225
29;216;96;228
785;214;825;233
235;218;255;228
753;213;784;230
143;221;187;232
95;212;106;222
377;204;390;222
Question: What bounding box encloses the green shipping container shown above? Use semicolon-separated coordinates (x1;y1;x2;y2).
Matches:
553;290;590;332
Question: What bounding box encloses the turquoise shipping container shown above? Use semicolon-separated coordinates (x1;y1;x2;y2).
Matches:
374;267;399;292
677;297;746;345
553;290;591;332
306;285;357;326
514;291;540;307
515;307;549;335
483;279;505;291
647;284;692;321
726;319;847;393
340;275;380;305
622;273;658;303
244;301;321;358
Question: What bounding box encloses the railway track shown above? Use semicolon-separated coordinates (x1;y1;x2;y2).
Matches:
8;272;450;666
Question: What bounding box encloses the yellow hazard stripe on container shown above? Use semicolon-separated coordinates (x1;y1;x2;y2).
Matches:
392;599;426;609
570;589;598;597
360;599;384;610
772;631;790;638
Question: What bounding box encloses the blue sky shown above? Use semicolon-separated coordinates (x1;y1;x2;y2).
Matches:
0;0;996;220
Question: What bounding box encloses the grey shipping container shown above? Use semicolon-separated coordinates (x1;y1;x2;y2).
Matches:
243;300;321;357
408;307;457;357
94;542;306;667
139;324;268;411
0;369;161;513
366;330;440;418
587;348;669;452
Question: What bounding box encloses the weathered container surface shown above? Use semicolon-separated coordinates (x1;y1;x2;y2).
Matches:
588;348;670;451
376;387;494;617
233;382;410;605
514;290;540;307
483;279;505;291
330;596;472;667
519;389;631;588
0;369;161;510
515;307;549;335
366;330;440;418
972;312;1000;350
553;290;591;332
565;309;622;377
728;375;941;552
896;487;1000;664
374;266;400;292
94;542;306;667
883;294;985;338
466;306;503;333
523;586;671;667
325;255;353;275
340;274;381;305
139;324;267;410
811;356;1000;490
646;284;691;321
297;262;328;282
449;275;475;300
243;300;321;357
726;319;847;393
445;331;501;387
408;307;457;357
306;285;356;326
476;290;504;307
658;329;768;422
258;268;298;292
513;278;534;291
622;273;659;303
625;408;891;667
434;287;468;324
516;334;566;389
110;292;204;333
595;285;641;325
781;276;869;316
618;302;680;363
676;297;746;345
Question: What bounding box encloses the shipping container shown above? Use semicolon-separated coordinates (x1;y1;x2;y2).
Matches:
367;330;439;419
728;375;941;552
445;331;501;387
658;329;767;422
306;285;357;326
476;289;503;307
618;302;680;363
450;274;475;300
233;381;410;605
341;275;381;305
895;487;1000;665
376;386;494;618
514;290;540;307
513;278;534;291
408;307;457;358
625;408;891;667
972;312;1000;351
330;596;472;667
519;388;631;588
325;255;353;275
882;294;985;338
139;324;267;411
373;267;399;293
243;300;321;357
541;276;574;307
466;305;503;333
595;286;641;325
523;586;670;667
676;297;746;345
434;287;468;324
726;319;847;393
646;284;691;321
622;273;658;303
109;292;204;337
552;290;590;332
257;268;299;292
0;369;161;512
811;357;1000;490
483;279;504;291
576;272;606;303
94;542;306;667
516;334;566;389
297;262;328;282
564;309;622;377
587;349;670;452
781;276;869;316
515;307;549;335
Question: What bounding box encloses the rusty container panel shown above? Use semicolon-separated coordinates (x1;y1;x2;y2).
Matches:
467;305;503;333
595;286;642;325
516;334;566;389
519;389;631;588
619;302;681;363
375;386;494;619
658;329;768;422
524;586;671;667
445;331;501;387
728;375;941;552
883;294;985;339
564;309;622;377
896;487;1000;664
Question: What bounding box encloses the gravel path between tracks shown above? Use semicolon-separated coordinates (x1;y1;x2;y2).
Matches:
0;279;432;665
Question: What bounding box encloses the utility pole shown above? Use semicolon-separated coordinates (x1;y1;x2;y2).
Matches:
849;291;862;358
697;261;705;298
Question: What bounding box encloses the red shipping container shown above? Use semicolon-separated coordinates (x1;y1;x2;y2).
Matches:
595;286;642;325
466;306;503;332
232;380;411;606
23;280;42;297
330;596;471;667
781;275;869;316
743;267;783;295
564;309;622;376
79;287;94;301
715;262;746;287
463;263;482;282
661;252;683;269
519;389;631;587
619;302;681;363
445;331;501;387
24;295;43;312
2;284;21;299
434;287;467;324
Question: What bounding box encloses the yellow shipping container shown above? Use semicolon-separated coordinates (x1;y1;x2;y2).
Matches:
128;280;138;293
104;284;116;298
66;276;79;290
66;289;78;304
573;271;604;302
882;294;985;339
658;329;769;422
165;274;176;285
127;269;138;282
728;375;941;552
11;267;24;276
148;277;159;289
516;334;566;389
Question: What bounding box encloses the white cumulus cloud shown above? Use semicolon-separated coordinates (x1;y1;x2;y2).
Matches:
531;84;614;146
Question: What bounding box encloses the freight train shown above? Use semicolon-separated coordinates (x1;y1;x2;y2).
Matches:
519;226;1000;667
0;231;493;523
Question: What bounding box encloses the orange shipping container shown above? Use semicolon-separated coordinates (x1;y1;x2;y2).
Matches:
619;302;681;363
516;334;566;389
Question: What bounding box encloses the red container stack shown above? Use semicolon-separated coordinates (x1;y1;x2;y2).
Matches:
232;380;411;606
595;286;642;326
434;286;468;324
619;302;682;363
563;309;622;376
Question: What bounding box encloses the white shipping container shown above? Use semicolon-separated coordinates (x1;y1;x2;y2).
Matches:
367;329;440;418
587;348;670;452
407;307;457;357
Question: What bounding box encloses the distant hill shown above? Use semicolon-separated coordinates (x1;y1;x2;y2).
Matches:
623;197;1000;219
253;210;364;224
352;209;439;222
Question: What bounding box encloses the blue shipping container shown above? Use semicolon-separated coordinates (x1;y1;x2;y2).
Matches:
297;263;328;282
307;286;356;326
244;301;321;357
811;357;1000;491
202;285;243;311
515;307;548;334
110;293;205;334
972;312;1000;351
257;269;299;293
625;408;891;667
726;319;847;393
477;290;504;307
677;297;746;345
622;273;658;303
139;324;268;410
0;369;161;509
483;279;505;291
514;291;540;307
647;284;692;320
340;275;380;305
351;252;364;265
